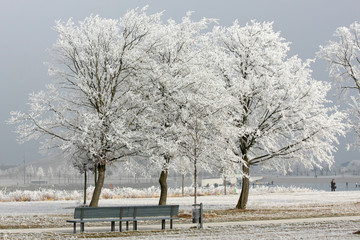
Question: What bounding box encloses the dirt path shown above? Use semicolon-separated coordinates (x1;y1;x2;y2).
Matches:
2;215;360;234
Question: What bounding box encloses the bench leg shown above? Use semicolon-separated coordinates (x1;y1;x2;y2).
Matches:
119;221;122;232
73;222;76;234
126;221;129;231
111;221;115;231
133;221;137;230
80;222;84;233
162;219;165;230
170;219;173;229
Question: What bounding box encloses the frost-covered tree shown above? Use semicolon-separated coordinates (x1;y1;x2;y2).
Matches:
317;22;360;94
317;21;360;148
176;68;236;204
8;8;162;207
47;167;53;183
143;13;217;205
55;165;63;184
26;165;35;183
36;167;45;182
212;20;347;209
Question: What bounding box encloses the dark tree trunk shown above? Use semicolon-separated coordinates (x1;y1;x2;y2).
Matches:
236;163;250;209
158;169;168;205
89;164;106;207
194;159;197;205
94;163;98;186
182;174;185;197
83;170;87;205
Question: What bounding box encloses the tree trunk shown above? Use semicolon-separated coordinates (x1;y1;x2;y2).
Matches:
89;164;106;207
94;163;98;186
194;160;197;205
182;174;185;197
158;170;168;205
236;163;250;209
83;170;87;205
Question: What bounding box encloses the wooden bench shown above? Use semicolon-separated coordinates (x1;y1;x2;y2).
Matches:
67;205;179;233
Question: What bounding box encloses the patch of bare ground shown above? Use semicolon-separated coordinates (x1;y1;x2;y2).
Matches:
0;214;70;229
71;229;183;239
2;229;183;240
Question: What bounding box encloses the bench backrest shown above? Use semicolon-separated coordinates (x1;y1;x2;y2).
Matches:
74;207;120;219
74;205;179;219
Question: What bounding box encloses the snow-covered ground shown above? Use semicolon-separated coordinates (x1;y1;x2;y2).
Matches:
0;186;358;214
1;187;360;239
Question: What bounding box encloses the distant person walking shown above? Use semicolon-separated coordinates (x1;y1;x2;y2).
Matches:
331;179;336;191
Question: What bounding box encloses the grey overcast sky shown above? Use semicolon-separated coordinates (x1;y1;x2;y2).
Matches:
1;0;360;165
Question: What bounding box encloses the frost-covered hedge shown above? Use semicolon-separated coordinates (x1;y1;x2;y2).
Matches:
0;185;321;202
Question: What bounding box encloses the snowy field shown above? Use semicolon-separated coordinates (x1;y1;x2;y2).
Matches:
1;187;360;239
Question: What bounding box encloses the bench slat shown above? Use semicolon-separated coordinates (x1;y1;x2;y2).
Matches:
74;207;120;219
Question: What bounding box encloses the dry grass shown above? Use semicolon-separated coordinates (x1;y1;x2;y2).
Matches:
175;201;360;225
200;202;360;222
